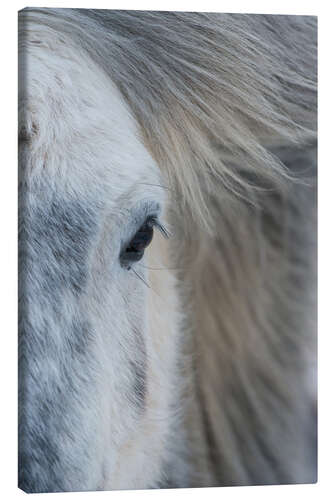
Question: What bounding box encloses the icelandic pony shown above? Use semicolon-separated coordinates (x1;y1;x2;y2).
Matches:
18;9;317;492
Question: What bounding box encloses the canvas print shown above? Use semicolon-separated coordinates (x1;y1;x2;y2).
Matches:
18;8;317;493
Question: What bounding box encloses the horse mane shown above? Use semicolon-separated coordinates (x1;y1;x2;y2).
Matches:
19;9;317;485
19;9;317;225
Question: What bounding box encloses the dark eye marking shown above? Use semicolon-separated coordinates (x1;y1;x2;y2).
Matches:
124;218;154;262
120;216;169;270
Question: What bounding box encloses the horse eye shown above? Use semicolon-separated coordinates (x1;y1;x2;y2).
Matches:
120;218;155;268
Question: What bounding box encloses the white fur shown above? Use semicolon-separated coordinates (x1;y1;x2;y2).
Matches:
19;17;185;491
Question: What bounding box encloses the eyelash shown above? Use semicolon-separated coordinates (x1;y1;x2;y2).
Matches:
150;217;170;239
120;216;169;270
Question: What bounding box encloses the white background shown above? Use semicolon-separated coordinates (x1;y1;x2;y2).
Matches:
1;1;331;499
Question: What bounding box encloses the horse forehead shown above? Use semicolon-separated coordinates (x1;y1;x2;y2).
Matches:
19;23;161;198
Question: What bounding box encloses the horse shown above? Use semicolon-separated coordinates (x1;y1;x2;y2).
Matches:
18;8;317;492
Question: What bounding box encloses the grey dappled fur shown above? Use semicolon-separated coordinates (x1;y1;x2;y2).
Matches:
18;9;317;491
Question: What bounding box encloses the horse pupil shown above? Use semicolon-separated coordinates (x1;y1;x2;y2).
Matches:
129;223;154;251
120;220;154;267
